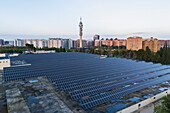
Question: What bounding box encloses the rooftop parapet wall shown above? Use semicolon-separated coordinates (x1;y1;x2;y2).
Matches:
116;89;170;113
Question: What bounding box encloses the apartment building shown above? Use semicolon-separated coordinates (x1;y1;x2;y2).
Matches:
127;36;143;50
142;37;161;52
74;39;87;48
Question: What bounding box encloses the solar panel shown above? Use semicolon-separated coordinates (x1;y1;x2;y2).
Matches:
80;74;170;109
3;52;170;110
70;69;170;100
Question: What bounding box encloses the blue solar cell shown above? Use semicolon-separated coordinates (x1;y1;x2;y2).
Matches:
3;53;170;110
80;74;170;110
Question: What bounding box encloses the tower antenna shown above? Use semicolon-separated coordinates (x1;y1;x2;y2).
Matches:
79;17;83;48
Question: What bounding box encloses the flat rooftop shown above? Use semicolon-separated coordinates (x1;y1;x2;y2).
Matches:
3;52;170;112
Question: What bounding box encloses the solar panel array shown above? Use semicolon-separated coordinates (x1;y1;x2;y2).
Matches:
3;52;170;110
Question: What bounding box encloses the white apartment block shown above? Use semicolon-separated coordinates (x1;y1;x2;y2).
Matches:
14;39;48;48
14;39;24;47
48;38;73;49
48;38;63;48
69;39;73;49
14;38;73;49
24;39;48;48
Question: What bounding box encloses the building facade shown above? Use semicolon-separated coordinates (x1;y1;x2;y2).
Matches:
127;36;143;50
24;39;48;48
93;35;100;40
94;40;102;47
0;54;10;70
113;39;126;47
74;39;87;48
14;39;48;48
101;40;114;46
14;39;24;47
0;39;4;46
62;39;73;49
48;38;73;49
93;35;100;46
48;38;63;48
87;40;93;47
160;40;170;47
142;37;161;52
101;39;126;47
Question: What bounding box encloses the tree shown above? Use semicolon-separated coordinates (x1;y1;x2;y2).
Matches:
136;49;145;61
143;47;152;62
112;49;119;57
25;43;35;51
154;95;170;113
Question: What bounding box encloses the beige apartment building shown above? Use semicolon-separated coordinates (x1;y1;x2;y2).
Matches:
127;36;143;50
102;40;114;46
142;37;161;52
74;39;87;48
101;39;126;47
94;40;102;47
113;39;126;47
160;40;170;47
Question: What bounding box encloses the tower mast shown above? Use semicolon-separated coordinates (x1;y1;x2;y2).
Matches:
79;17;83;48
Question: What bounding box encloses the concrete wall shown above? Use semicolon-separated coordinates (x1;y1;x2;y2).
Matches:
0;54;6;57
0;59;10;70
9;53;19;57
116;89;170;113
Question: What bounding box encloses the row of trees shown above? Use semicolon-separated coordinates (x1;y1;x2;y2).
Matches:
0;47;27;53
0;44;70;53
0;45;169;65
76;46;170;65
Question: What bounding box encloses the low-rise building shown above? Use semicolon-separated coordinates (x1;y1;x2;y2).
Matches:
0;54;10;70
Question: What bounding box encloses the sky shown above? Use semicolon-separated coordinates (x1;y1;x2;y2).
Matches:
0;0;170;40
